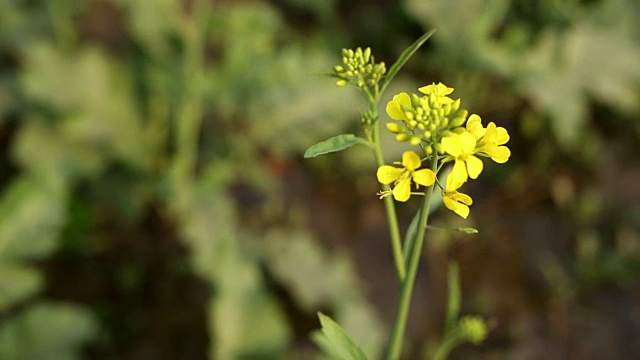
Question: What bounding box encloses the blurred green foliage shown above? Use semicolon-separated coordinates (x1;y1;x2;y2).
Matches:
0;0;638;359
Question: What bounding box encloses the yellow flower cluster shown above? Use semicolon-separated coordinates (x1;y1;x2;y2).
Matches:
377;83;511;219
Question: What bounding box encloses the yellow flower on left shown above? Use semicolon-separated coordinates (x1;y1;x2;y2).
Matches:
385;92;412;122
377;151;436;202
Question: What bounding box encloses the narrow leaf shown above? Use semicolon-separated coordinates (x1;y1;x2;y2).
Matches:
403;209;420;265
380;29;436;96
304;134;367;158
445;262;461;333
312;312;368;360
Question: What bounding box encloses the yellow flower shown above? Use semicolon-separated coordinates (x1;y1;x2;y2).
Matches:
466;115;511;163
377;151;435;202
385;92;412;121
440;131;483;187
478;122;510;163
465;114;486;139
418;82;454;97
442;173;473;219
418;82;455;105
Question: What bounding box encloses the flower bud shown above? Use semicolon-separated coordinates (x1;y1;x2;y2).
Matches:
450;115;466;127
451;98;461;112
409;136;422;145
459;316;488;345
424;145;433;154
386;122;403;133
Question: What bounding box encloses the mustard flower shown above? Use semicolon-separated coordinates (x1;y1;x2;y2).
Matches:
465;114;486;139
441;131;483;187
478;122;510;163
418;82;455;106
442;173;473;219
385;92;412;122
466;114;511;163
377;151;435;202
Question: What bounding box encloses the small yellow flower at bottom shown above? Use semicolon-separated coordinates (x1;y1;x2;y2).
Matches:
377;151;435;202
442;173;473;219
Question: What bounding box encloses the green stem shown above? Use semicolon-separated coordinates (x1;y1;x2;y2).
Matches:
432;329;463;360
171;0;210;211
386;155;438;360
48;0;77;50
370;105;405;282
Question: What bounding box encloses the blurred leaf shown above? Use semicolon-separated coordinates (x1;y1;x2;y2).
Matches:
264;230;385;358
180;172;291;359
115;0;179;55
313;312;368;360
0;263;41;311
304;134;366;158
445;262;461;333
0;174;66;261
380;29;436;96
0;302;97;360
19;44;150;174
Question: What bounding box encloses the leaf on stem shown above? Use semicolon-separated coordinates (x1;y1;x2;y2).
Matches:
379;29;436;96
304;134;368;158
445;262;461;333
312;312;368;360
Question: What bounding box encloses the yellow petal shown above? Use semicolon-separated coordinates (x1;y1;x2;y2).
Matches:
413;169;435;187
386;93;410;120
490;146;511;163
402;151;422;171
466;114;485;139
452;191;473;205
445;172;462;191
451;160;468;187
419;82;454;96
443;195;470;219
459;131;477;154
377;165;403;184
392;178;411;202
485;122;509;145
441;135;463;157
465;155;483;179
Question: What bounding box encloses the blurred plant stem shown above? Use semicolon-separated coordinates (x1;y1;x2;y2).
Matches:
172;0;211;212
386;154;437;360
369;99;406;282
47;0;77;50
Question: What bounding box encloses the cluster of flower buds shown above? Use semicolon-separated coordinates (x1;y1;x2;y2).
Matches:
332;47;386;89
384;83;469;153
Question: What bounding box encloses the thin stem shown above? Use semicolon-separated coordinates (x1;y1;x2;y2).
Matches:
48;0;77;50
386;155;438;360
370;106;406;282
171;0;210;211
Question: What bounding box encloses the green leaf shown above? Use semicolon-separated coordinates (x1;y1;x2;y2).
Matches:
403;209;420;264
304;134;367;158
0;263;42;311
380;29;436;96
445;262;461;333
0;302;98;360
312;312;368;360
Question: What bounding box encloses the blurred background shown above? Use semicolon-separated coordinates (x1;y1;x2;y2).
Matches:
1;0;639;359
